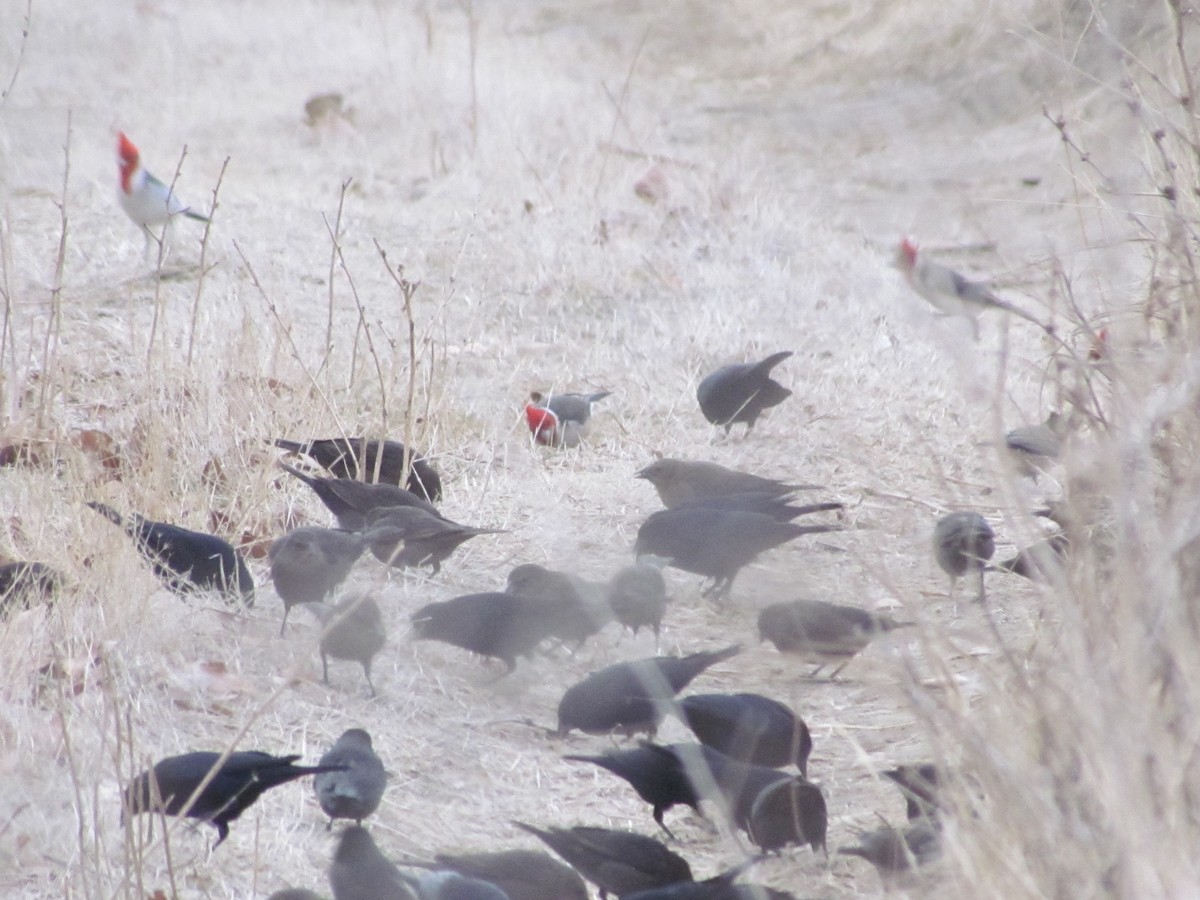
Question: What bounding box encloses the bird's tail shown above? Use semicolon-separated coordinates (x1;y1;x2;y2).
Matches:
278;461;320;488
86;501;125;528
273;438;310;454
755;350;794;373
183;209;210;223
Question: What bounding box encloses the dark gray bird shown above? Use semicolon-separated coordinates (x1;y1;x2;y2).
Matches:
506;563;613;649
329;825;418;900
757;599;912;678
623;879;796;900
88;502;254;606
994;532;1068;582
1004;412;1063;478
696;351;792;434
675;693;812;776
606;560;669;639
529;390;612;427
310;593;387;695
513;822;692;899
280;462;440;531
411;849;588;900
365;506;505;574
0;561;62;616
675;494;843;523
933;511;996;601
411;592;554;673
839;820;941;884
274;437;442;501
563;744;703;837
635;507;838;601
635;458;815;509
268;890;327;900
556;645;741;737
884;764;941;821
269;527;367;635
403;870;510;900
314;728;387;827
123;751;344;847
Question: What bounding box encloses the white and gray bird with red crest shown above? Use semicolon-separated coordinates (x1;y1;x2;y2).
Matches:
116;131;210;259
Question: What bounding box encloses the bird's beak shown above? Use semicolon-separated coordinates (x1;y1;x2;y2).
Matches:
634;467;650;480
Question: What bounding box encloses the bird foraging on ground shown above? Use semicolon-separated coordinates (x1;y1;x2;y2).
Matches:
894;237;1045;339
506;563;613;649
366;506;505;574
269;526;367;634
531;390;611;427
933;511;996;602
606;559;670;639
117;132;209;260
87;502;254;605
279;462;439;531
556;645;741;737
697;351;793;434
636;458;818;508
562;744;702;837
513;822;692;900
675;692;812;775
410;849;588;900
410;592;552;673
524;390;610;447
757;598;912;678
635;507;839;601
274;437;442;501
329;825;417;900
123;750;344;847
314;728;387;827
310;593;387;696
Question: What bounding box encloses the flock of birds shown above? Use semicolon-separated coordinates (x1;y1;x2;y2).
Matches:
0;135;1075;899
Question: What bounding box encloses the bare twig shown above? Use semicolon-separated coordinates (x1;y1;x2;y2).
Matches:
186;156;229;367
0;0;32;109
595;27;650;198
38;111;70;429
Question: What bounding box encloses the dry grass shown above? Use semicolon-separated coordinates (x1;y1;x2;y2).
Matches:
0;0;1195;897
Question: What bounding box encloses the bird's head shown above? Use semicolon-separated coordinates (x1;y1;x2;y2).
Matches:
117;133;141;191
524;403;559;444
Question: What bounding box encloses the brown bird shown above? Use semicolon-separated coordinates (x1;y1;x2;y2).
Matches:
310;593;387;696
274;437;442;501
280;462;439;531
635;507;839;600
506;563;613;649
269;527;367;635
407;849;588;900
696;351;792;434
635;458;817;508
365;506;505;574
606;559;670;639
933;512;995;602
329;825;417;900
757;599;912;678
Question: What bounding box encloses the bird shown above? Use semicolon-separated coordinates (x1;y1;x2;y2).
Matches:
123;750;344;847
883;764;941;821
505;563;613;649
556;645;741;738
993;532;1068;581
87;502;254;605
314;728;387;827
933;511;996;602
606;559;670;639
402;870;511;900
269;527;368;634
274;437;442;501
757;598;912;678
365;506;505;574
310;593;387;696
894;237;1044;339
1003;413;1064;478
562;744;703;837
622;881;796;900
529;390;612;427
513;822;692;899
329;825;418;900
410;592;552;673
696;351;792;434
117;132;209;259
674;693;813;775
0;561;62;616
268;890;327;900
409;849;588;900
279;462;439;531
673;493;844;523
635;507;838;600
635;458;817;508
838;820;942;884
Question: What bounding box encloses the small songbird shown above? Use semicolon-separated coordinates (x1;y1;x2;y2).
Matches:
1004;412;1064;478
314;728;387;827
757;598;912;679
933;511;996;602
269;527;368;635
524;404;580;448
310;593;387;696
529;390;611;427
696;351;793;434
329;826;417;900
116;132;209;259
894;237;1043;339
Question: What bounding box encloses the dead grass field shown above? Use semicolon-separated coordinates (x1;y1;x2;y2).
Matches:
0;0;1194;897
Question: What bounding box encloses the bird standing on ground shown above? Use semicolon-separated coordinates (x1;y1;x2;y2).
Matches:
410;592;552;673
894;237;1044;339
933;511;996;602
314;728;387;827
88;502;254;605
636;458;816;508
269;527;367;634
561;744;702;837
117;132;209;259
524;390;611;448
329;826;418;900
310;593;387;696
279;462;439;531
123;750;344;847
696;351;793;434
675;692;813;775
606;559;670;639
556;645;741;737
366;506;505;574
274;437;442;501
757;598;912;678
506;563;613;649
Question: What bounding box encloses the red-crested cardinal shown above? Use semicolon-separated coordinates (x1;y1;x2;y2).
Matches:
894;237;1045;339
529;390;611;426
117;132;209;259
525;403;582;448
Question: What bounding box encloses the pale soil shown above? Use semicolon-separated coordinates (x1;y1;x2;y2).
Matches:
0;1;1165;898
